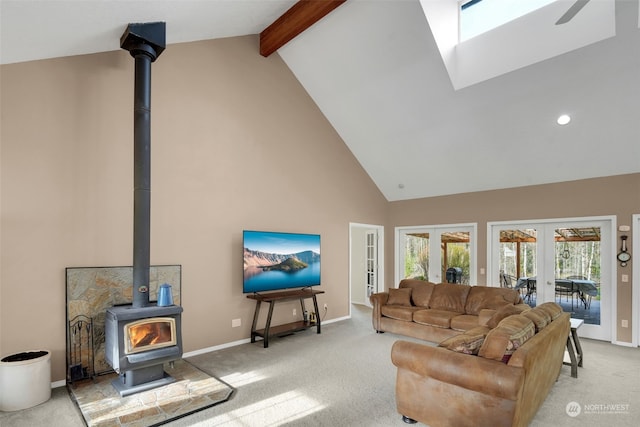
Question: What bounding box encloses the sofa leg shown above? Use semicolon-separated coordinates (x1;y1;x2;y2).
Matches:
376;330;385;334
402;415;417;424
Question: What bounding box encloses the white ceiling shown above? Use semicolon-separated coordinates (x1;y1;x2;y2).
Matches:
2;0;639;201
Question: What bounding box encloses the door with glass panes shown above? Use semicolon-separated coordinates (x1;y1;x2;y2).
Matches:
397;225;476;285
489;218;613;341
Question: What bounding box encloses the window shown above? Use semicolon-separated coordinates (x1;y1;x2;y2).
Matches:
459;0;555;41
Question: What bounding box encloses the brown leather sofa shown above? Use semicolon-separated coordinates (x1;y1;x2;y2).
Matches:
369;279;525;342
391;306;570;427
370;279;570;426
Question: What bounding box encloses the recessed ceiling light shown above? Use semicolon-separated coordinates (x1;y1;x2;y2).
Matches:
557;114;571;125
398;183;405;189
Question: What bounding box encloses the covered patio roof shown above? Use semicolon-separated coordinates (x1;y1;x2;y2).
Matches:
409;227;601;243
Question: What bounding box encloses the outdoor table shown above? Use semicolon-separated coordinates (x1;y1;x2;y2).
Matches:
515;277;597;309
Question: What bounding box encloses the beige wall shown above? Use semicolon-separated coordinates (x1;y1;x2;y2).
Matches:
0;36;388;381
387;174;640;343
1;34;638;383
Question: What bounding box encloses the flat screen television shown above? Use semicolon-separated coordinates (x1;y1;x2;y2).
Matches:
243;230;321;294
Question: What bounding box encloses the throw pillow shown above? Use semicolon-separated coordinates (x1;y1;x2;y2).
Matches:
531;307;552;323
537;302;563;320
479;315;535;363
387;287;412;306
522;309;549;332
487;304;523;329
439;333;485;355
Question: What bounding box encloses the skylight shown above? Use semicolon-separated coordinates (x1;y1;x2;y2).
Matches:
459;0;556;41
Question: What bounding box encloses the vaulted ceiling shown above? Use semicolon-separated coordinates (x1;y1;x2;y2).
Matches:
2;0;639;201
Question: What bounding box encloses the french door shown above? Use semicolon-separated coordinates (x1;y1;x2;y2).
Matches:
489;217;614;341
349;223;384;308
396;224;477;285
365;230;378;303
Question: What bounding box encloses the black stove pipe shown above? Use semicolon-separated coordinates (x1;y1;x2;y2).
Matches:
120;22;166;308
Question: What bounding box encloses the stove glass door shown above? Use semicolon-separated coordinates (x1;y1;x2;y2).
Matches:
124;317;176;354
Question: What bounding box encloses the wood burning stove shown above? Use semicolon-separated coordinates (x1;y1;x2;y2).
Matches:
105;305;182;396
103;22;183;397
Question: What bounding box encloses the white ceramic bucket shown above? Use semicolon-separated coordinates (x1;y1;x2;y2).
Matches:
0;350;51;411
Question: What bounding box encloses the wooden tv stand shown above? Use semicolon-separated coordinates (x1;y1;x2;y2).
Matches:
247;289;324;348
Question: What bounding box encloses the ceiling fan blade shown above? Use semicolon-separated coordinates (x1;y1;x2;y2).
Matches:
555;0;590;25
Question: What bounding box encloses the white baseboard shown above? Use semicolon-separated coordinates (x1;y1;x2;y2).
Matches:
183;338;252;358
612;340;636;347
51;379;66;388
324;315;350;324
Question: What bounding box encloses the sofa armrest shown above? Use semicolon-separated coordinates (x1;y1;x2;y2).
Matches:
369;292;389;331
391;340;524;401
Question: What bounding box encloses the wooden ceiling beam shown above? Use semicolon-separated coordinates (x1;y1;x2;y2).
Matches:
260;0;346;57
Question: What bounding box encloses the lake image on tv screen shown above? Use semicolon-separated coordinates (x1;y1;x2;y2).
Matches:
243;231;320;293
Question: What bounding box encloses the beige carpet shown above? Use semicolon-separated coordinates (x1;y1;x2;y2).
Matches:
2;304;638;426
68;360;233;426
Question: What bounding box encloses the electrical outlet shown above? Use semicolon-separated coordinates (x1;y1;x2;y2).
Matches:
622;319;628;328
232;318;241;328
293;308;297;316
324;303;328;310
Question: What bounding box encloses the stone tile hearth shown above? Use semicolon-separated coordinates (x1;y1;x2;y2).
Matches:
68;359;233;427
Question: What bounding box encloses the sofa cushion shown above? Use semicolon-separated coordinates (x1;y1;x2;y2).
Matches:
398;279;437;307
387;287;412;306
439;333;485;355
487;304;529;328
479;315;535;363
381;305;420;322
464;286;521;315
413;309;460;328
537;302;563;320
411;283;436;308
450;314;480;332
428;283;471;314
522;308;549;332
